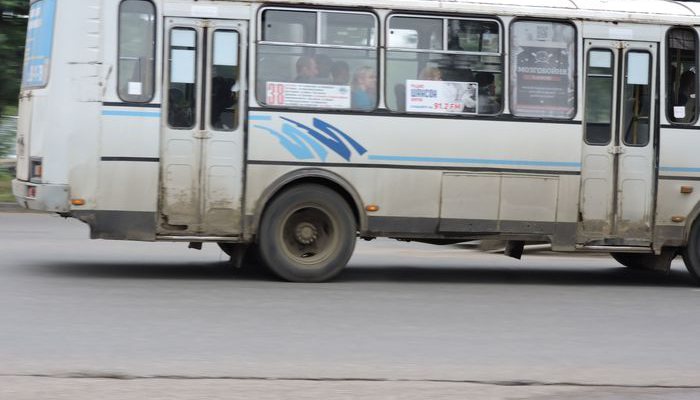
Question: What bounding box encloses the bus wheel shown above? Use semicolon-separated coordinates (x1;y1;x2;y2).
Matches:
682;220;700;283
258;184;356;282
218;243;261;269
611;250;676;273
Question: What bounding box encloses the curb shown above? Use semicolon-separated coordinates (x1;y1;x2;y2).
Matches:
0;202;34;213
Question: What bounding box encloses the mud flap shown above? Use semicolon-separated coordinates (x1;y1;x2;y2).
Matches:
505;241;525;260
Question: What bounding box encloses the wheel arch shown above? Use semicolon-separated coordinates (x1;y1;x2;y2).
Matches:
683;200;700;243
248;168;367;240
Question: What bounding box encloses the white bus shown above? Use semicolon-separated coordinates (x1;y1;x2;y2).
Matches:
12;0;700;282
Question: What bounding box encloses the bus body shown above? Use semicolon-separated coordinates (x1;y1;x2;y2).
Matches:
13;0;700;281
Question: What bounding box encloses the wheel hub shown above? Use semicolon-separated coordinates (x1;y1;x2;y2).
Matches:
295;222;318;245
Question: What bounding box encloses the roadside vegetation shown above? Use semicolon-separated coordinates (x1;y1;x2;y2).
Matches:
0;169;13;202
0;115;17;203
0;2;27;203
0;1;29;116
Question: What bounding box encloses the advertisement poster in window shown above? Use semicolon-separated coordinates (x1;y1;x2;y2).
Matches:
511;22;575;118
406;80;478;114
22;0;57;88
266;82;351;109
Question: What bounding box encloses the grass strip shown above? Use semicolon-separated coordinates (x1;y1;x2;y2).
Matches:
0;170;15;202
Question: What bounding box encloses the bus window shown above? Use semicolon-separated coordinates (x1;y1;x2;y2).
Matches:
585;49;614;145
210;30;240;131
118;0;156;103
510;20;576;119
447;19;500;53
388;16;443;50
261;9;316;44
321;12;376;47
386;15;503;115
167;28;197;128
256;8;378;111
667;28;697;124
623;51;652;146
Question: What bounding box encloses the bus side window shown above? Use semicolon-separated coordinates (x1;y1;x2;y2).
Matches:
210;30;240;131
256;8;379;111
167;28;197;128
117;0;156;103
667;27;697;124
386;15;503;115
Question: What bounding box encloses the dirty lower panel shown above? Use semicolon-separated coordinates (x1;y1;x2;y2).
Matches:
72;211;157;241
654;224;686;248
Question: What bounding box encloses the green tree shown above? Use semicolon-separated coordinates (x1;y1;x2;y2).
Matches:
0;1;27;159
0;0;29;117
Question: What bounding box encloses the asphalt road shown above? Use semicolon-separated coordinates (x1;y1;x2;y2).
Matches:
1;211;700;399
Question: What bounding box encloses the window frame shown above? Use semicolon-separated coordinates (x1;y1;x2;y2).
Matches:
583;48;615;146
117;0;157;103
622;49;653;148
665;26;698;125
384;12;504;115
386;13;503;56
508;18;578;120
209;28;241;132
255;6;380;111
258;7;379;50
166;27;199;130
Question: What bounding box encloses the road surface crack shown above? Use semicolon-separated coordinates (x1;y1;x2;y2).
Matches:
1;373;699;389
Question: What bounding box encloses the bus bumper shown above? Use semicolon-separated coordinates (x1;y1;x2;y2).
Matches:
12;179;70;213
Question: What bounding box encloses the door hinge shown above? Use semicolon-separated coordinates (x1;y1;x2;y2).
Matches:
608;146;625;155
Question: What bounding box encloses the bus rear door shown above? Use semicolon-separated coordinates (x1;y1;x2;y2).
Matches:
159;18;247;237
579;39;658;246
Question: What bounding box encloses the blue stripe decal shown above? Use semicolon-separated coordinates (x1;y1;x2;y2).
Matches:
102;110;161;118
368;155;581;168
249;115;273;121
659;166;700;173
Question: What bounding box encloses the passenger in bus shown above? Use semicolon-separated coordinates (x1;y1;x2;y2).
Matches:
168;88;193;127
678;69;696;123
211;76;237;129
475;72;500;114
331;61;350;85
294;55;319;83
314;54;333;82
419;66;442;81
351;66;377;110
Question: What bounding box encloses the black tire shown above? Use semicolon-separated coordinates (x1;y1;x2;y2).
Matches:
218;243;262;269
682;220;700;283
611;253;653;270
218;242;238;257
258;184;356;282
611;251;677;272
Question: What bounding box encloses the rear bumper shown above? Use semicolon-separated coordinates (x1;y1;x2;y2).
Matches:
12;179;70;213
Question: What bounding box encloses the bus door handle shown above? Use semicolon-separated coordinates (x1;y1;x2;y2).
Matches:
193;130;211;139
608;146;625;155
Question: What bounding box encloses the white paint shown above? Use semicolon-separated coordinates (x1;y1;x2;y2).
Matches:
609;28;634;39
191;5;218;18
